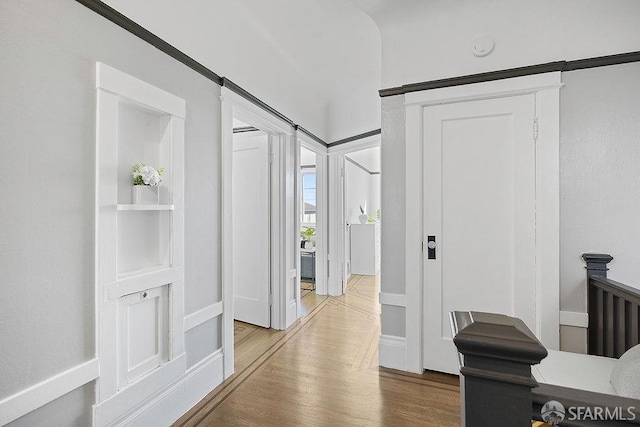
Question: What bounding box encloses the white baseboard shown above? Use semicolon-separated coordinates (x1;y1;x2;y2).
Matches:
0;358;99;426
95;351;223;426
379;334;407;371
559;310;588;328
184;351;225;409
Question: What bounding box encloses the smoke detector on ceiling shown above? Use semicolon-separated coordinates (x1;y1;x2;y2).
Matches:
470;36;495;57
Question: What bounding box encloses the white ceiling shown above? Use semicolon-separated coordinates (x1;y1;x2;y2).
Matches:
300;146;317;167
345;146;380;173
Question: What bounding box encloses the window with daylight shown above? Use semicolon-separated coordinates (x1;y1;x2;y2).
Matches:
301;171;316;225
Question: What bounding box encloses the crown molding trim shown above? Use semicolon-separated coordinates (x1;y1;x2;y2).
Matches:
380;51;640;97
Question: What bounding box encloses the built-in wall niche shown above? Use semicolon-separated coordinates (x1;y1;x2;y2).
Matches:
117;99;173;206
117;211;171;276
95;62;185;418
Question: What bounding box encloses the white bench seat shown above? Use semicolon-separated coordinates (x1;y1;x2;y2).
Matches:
532;349;617;396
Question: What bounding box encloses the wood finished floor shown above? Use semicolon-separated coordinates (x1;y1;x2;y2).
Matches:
174;275;461;426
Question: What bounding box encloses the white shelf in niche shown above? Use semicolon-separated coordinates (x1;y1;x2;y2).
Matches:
117;204;175;211
117;265;174;282
113;266;175;300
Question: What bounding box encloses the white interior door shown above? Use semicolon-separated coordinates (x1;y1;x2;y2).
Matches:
233;132;270;327
423;94;537;374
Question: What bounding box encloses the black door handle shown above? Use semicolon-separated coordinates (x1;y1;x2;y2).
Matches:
427;236;436;260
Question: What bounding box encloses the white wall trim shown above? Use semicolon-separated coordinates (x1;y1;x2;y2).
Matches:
295;133;302;311
220;88;235;379
102;351;223;427
184;302;223;331
379;292;406;307
96;62;185;119
327;153;346;296
534;83;562;350
404;72;563;107
379;335;407;371
404;103;424;374
187;349;223;375
0;358;99;426
560;311;589;328
94;355;186;426
301;134;328;154
328;134;380;155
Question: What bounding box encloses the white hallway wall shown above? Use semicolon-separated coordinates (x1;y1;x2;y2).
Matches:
344;161;379;225
1;0;222;424
560;62;640;351
374;0;640;361
345;146;381;222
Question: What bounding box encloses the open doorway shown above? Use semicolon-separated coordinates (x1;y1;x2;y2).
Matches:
298;145;329;317
300;146;316;293
221;87;298;378
327;137;380;296
343;146;381;285
297;136;328;317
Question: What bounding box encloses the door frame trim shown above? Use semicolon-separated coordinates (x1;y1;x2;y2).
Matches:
221;87;295;378
403;72;562;373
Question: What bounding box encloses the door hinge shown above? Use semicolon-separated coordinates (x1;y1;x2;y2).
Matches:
269;293;273;305
533;118;539;141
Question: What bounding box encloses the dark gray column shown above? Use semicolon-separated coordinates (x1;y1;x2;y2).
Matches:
451;311;548;427
582;253;614;356
582;253;614;278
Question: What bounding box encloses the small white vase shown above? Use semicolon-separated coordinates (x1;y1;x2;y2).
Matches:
132;185;159;204
359;214;368;224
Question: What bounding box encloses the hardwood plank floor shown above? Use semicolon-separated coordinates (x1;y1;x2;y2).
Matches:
174;275;460;426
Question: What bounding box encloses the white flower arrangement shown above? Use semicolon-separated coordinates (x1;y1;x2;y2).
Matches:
132;164;164;186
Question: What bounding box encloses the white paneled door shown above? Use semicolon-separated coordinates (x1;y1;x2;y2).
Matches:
423;94;537;374
233;133;270;328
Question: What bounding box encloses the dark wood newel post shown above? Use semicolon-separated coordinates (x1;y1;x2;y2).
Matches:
451;311;548;426
582;253;614;278
582;253;614;356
